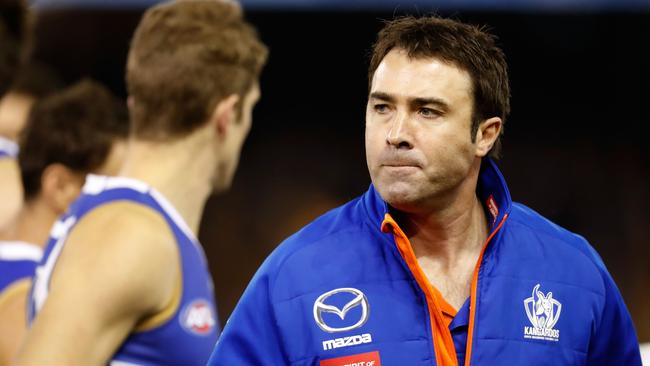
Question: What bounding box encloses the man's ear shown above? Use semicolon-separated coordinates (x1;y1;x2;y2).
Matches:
40;164;84;214
210;94;240;138
474;117;502;158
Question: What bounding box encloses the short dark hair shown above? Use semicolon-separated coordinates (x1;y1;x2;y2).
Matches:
127;0;268;141
11;60;63;98
368;16;510;158
18;79;129;200
0;0;30;96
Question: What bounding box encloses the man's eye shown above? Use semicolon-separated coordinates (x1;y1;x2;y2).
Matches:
374;104;389;113
419;108;440;118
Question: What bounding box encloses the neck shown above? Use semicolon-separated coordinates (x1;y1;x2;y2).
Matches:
119;129;216;234
396;160;489;267
0;200;59;247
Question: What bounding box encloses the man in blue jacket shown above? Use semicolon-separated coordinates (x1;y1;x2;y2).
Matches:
210;15;641;366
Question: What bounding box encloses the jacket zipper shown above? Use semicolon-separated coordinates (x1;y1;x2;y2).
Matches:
463;213;508;366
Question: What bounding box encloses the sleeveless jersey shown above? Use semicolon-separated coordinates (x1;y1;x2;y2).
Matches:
28;175;219;365
0;241;42;312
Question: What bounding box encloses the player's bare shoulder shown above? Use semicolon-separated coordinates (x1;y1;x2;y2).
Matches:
50;200;179;315
71;200;175;250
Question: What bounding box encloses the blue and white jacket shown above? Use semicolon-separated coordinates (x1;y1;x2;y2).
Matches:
209;159;641;366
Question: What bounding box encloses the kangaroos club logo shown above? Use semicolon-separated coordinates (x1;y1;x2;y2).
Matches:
181;299;216;336
523;284;561;341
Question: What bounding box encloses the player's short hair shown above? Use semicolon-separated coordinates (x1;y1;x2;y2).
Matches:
126;0;268;141
10;60;63;98
18;79;129;200
368;16;510;158
0;0;30;96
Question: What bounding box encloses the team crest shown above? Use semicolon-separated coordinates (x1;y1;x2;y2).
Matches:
181;299;216;336
523;284;561;341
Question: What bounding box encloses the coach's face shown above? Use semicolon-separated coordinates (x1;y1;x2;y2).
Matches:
366;49;481;213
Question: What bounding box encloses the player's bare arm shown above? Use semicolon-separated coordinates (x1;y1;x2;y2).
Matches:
0;278;29;364
14;202;179;366
0;158;22;231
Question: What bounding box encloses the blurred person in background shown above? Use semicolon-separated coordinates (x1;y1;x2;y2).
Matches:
210;15;641;365
1;61;63;141
0;0;28;97
0;61;63;232
0;0;29;232
0;79;128;365
16;1;267;365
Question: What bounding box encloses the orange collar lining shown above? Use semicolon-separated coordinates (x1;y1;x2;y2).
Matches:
382;213;459;366
381;212;508;366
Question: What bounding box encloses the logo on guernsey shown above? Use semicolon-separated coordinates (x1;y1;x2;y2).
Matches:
313;287;369;333
523;284;562;341
181;299;216;335
314;288;373;351
322;333;373;351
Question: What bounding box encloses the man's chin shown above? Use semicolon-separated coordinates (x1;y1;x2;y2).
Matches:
376;183;421;209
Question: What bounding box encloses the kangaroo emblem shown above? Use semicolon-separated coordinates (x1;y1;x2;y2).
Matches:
524;284;562;329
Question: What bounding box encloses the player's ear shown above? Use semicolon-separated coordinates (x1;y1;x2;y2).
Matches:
41;163;84;214
474;117;502;157
210;94;240;139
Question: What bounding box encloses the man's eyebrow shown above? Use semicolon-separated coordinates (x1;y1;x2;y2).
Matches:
368;92;395;103
411;97;450;111
370;92;450;110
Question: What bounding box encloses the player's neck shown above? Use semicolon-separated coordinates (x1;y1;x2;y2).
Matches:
119;129;216;234
396;162;489;266
0;199;58;248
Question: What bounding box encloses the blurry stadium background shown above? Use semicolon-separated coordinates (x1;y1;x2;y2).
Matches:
22;0;650;352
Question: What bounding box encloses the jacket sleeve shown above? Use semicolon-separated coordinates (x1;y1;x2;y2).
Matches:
586;261;642;365
207;267;288;365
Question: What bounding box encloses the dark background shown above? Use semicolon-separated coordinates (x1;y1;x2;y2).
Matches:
31;6;650;341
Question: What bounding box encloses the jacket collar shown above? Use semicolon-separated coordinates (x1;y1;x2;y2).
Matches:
363;158;513;232
477;158;512;229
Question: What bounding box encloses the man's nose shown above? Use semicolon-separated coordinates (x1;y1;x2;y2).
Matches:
386;110;413;149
